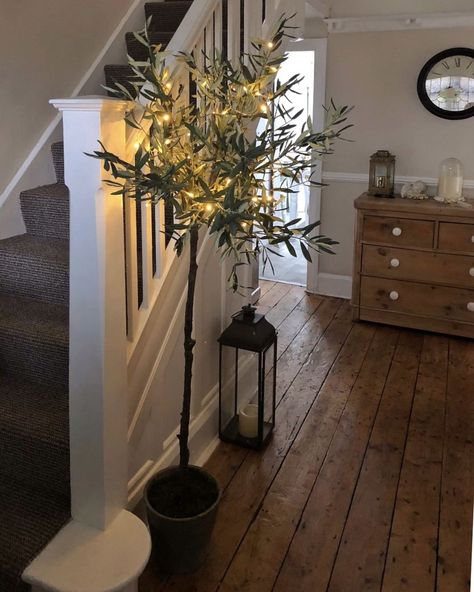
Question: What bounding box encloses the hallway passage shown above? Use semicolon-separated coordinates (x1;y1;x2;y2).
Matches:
141;280;473;592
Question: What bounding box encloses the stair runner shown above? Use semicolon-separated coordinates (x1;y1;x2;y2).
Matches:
0;1;193;590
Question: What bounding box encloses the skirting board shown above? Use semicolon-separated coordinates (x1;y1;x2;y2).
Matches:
128;393;221;508
316;272;352;299
128;354;256;508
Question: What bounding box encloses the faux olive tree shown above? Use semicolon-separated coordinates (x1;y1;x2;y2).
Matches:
90;18;351;469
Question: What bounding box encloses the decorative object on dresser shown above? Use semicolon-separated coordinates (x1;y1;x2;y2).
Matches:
352;193;474;338
368;150;396;198
417;47;474;120
435;157;471;207
400;179;429;200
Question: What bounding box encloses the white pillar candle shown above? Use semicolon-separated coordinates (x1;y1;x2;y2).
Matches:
238;404;259;438
438;157;464;200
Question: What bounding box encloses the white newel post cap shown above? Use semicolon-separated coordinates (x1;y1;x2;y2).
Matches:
50;95;132;112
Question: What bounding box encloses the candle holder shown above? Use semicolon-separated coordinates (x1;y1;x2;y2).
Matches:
437;157;464;203
368;150;396;198
218;305;277;450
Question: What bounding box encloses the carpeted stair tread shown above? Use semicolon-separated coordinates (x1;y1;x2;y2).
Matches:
0;234;68;305
126;30;174;61
0;373;69;496
50;142;64;184
104;64;142;97
0;293;68;390
145;1;193;31
20;183;69;241
0;474;70;592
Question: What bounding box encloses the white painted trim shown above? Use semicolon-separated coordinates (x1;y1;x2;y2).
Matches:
285;39;327;294
128;354;255;508
322;170;474;190
316;272;352;299
23;511;150;592
128;390;220;507
127;231;213;442
0;0;150;224
325;11;474;34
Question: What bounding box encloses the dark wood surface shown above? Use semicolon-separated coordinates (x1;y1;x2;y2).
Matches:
140;282;473;592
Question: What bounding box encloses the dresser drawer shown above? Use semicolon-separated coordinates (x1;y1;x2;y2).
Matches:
361;245;474;288
360;276;474;323
362;216;434;248
438;222;474;253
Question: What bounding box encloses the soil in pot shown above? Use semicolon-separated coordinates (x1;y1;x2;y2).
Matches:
145;466;221;574
147;466;219;518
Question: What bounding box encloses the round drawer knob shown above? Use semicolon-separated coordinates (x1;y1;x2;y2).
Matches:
471;235;474;244
389;291;399;301
470;267;474;277
390;258;400;268
467;302;474;312
392;227;402;237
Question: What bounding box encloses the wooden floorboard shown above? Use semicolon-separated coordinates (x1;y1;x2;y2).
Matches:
381;335;448;592
140;294;473;592
273;326;399;592
436;338;474;592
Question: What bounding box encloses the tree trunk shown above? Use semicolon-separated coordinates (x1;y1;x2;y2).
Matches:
178;225;199;468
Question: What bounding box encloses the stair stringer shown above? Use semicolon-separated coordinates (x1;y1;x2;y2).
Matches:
126;229;248;506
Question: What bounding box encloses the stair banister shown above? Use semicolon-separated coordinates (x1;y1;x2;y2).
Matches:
50;96;130;531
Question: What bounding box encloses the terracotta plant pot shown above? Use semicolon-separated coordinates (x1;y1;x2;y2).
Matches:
144;465;221;574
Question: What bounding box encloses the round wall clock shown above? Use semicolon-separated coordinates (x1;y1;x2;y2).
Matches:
417;47;474;120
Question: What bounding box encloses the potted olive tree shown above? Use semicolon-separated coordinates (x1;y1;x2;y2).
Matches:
90;18;350;573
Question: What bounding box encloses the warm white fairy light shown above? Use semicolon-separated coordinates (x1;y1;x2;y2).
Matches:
165;82;172;91
205;203;213;212
134;141;141;149
260;104;268;113
162;113;171;122
252;196;259;203
267;41;274;48
241;222;248;229
164;139;171;145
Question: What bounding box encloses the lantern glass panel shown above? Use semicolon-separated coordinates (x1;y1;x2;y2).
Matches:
218;341;276;449
219;347;259;436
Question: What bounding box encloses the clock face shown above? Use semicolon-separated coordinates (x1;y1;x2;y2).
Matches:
417;48;474;120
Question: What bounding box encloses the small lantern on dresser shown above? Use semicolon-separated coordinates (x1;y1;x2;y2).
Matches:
218;304;277;450
368;150;396;198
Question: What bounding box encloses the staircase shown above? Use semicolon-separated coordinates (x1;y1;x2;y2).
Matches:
0;2;194;590
0;143;70;591
0;0;302;588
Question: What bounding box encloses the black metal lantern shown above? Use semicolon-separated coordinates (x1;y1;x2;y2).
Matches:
368;150;396;198
218;304;277;450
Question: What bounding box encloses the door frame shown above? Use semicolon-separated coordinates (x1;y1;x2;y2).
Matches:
288;37;328;293
252;37;328;299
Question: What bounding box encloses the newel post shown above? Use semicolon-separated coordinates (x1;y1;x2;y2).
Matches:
50;96;130;530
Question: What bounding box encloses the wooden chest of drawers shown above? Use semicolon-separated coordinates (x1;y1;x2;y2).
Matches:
352;193;474;338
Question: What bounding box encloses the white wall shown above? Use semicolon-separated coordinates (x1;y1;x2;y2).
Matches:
0;0;133;196
319;26;474;277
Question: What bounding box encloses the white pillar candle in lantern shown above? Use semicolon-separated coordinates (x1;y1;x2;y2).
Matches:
238;404;259;438
438;158;464;201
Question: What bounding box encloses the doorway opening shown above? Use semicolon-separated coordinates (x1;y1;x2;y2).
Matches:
259;49;316;288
